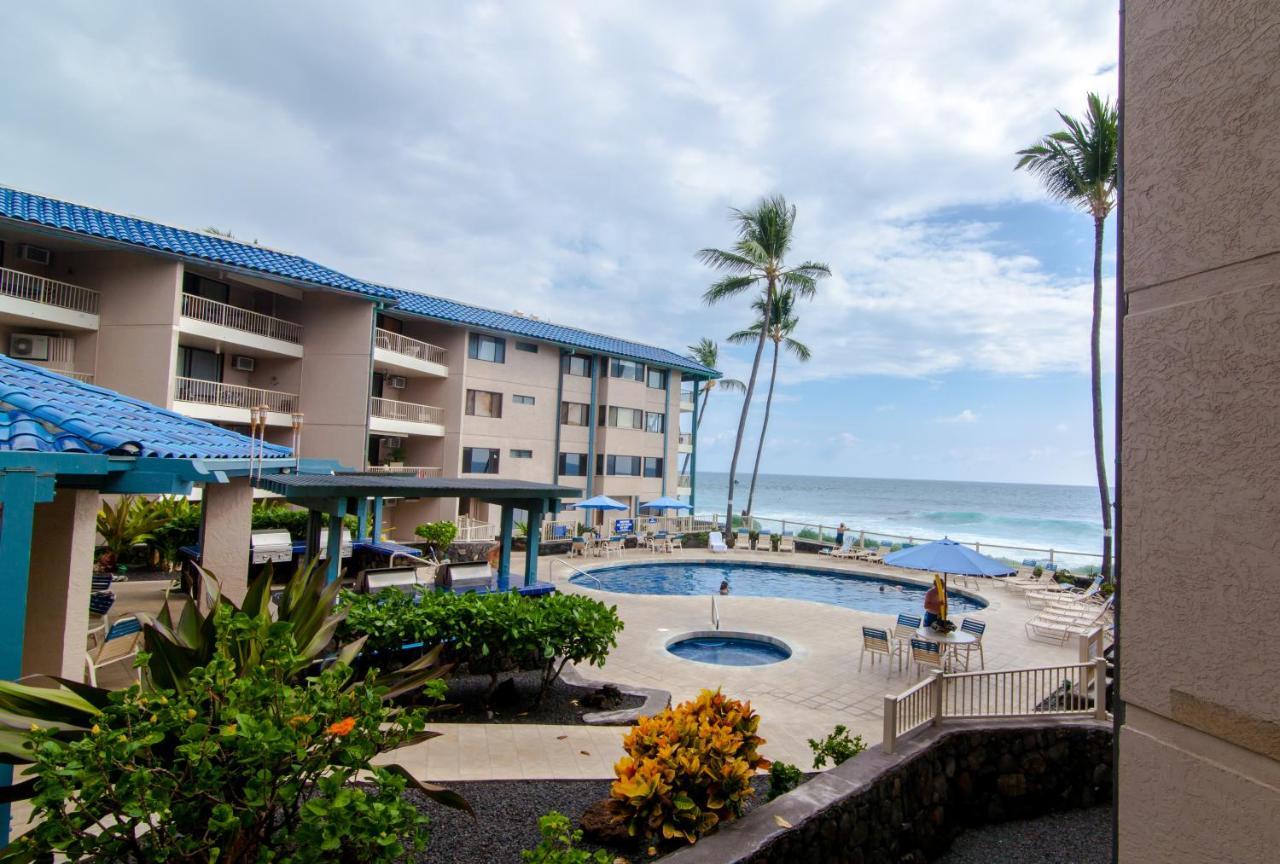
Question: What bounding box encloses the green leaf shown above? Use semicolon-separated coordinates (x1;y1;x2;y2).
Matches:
381;764;474;817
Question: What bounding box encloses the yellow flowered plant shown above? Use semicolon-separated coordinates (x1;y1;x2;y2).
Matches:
609;688;769;846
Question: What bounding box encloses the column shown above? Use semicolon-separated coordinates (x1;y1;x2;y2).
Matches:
523;500;544;588
199;476;254;605
497;504;514;592
23;488;100;679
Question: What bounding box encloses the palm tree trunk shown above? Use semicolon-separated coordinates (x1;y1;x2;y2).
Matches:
1091;215;1113;581
744;337;780;521
725;283;773;534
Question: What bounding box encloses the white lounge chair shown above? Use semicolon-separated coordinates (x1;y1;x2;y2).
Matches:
828;536;856;558
1025;596;1113;644
758;531;773;551
777;534;795;553
708;531;729;553
1025;576;1103;608
734;528;751;550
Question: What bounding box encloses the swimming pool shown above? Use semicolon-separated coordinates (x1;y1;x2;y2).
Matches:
570;561;987;616
666;633;792;666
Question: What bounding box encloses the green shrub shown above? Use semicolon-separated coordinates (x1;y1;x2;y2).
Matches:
414;520;459;548
252;500;359;539
96;494;169;570
1032;565;1045;577
7;609;443;863
680;531;710;549
611;689;769;846
1099;582;1115;598
807;724;867;769
522;811;612;864
796;528;821;541
767;761;803;800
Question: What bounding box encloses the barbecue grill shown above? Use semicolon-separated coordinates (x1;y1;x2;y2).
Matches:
250;530;294;565
361;565;436;594
318;527;353;559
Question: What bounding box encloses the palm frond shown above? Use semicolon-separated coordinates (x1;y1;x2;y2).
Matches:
717;377;746;393
688;337;718;369
726;325;762;345
783;337;812;362
695;247;760;274
1015;92;1118;215
703;274;761;305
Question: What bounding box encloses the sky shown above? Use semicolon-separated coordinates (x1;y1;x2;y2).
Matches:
3;1;1119;486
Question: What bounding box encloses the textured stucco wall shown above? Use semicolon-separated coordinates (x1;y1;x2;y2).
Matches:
1120;1;1280;860
24;488;99;679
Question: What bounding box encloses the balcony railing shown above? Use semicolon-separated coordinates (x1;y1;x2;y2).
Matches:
174;377;299;413
0;266;100;315
677;474;692;488
181;293;303;344
678;433;693;446
679;391;696;411
367;465;443;477
375;328;448;367
62;370;94;383
370;396;443;426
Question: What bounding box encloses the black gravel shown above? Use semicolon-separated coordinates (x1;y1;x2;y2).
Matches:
936;806;1112;864
427;670;644;725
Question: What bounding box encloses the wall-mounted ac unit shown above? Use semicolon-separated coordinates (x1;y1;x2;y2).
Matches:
10;333;49;361
17;244;52;266
232;355;256;372
387;375;407;389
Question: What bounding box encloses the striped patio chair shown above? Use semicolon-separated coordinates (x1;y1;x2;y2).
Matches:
910;638;945;678
893;614;921;670
85;615;143;686
860;626;894;677
958;618;987;670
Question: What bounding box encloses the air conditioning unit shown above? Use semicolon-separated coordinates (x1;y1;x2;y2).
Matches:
387;375;407;389
232;355;256;372
17;244;52;266
10;333;49;361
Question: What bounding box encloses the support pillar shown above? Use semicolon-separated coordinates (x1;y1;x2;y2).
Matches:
355;497;369;541
498;504;514;592
325;499;348;584
23;488;100;679
372;496;384;542
524;500;544;588
199;477;254;605
305;509;323;562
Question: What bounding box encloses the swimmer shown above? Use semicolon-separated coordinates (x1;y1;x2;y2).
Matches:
719;579;730;595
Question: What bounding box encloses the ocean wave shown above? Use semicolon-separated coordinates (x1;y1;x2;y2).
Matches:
917;510;1097;535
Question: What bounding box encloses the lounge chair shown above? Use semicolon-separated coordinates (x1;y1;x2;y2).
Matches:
708;531;729;553
1025;576;1103;608
757;531;773;551
828;536;856;558
777;534;795;553
734;529;751;550
1025;596;1114;644
859;627;894;677
85;615;143;686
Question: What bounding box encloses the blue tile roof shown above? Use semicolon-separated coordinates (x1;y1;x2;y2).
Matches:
384;288;719;378
0;356;291;460
0;187;397;302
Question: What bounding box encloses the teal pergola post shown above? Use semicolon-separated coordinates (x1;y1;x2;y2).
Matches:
497;504;514;592
371;496;384;541
325;498;347;584
689;380;699;513
355;497;369;541
305;509;323;562
524;500;544;587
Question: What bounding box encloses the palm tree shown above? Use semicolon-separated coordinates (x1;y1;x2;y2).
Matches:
1016;92;1118;581
680;338;746;476
728;289;811;519
699;195;830;532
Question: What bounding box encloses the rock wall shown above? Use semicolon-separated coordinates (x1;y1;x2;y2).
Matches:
664;718;1111;864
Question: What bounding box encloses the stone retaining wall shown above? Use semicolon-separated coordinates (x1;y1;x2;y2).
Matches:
664;717;1112;864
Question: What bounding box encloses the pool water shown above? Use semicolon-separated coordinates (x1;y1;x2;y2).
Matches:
667;635;791;666
571;561;987;616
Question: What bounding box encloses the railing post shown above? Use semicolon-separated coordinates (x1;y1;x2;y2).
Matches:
930;670;945;725
882;695;898;754
1093;657;1109;720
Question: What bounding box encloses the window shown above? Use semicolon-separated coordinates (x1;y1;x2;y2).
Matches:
643;457;664;478
559;452;588;476
610;358;644;381
515;341;539;353
644;411;665;433
182;272;230;304
462;447;500;474
510;449;533;459
560;401;590;426
646;367;667;389
602;406;643;429
468;333;506;363
465;389;503;418
562;355;592;377
177;346;221;382
605;455;642;476
513;394;535;405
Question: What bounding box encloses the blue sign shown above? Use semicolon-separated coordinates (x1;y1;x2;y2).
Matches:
647;516;658;525
614;518;635;534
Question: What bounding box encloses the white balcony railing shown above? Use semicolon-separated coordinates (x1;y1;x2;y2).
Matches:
174;377;299;413
181;293;302;344
62;370;94;383
367;465;443;477
455;515;497;542
678;433;693;446
370;396;443;426
677;474;692;488
0;266;100;315
375;328;448;367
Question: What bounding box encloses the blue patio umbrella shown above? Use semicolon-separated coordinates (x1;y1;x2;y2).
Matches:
883;537;1015;621
638;496;693;511
571;495;628;511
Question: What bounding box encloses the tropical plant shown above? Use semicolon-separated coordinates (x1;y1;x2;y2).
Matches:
699;196;830;532
146;495;202;571
807;724;866;769
727;288;812;520
610;689;769;846
95;494;169;570
522;811;613;864
679;338;746;476
252;500;360;539
414;520;459;549
1016;92;1118;581
2;609;445;863
767;761;804;800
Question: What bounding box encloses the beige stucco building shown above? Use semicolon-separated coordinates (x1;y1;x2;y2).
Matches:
0;189;715;540
1118;0;1280;860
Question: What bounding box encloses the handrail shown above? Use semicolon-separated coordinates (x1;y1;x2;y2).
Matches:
173;377;299;413
375;328;448;367
370;396;444;426
0;266;100;315
181;293;302;344
711;595;720;631
551;557;604;588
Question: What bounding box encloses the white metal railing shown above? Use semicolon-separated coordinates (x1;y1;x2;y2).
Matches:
173;377;299;413
677;474;692;488
63;370;94;383
678;433;693;447
375;328;448;367
0;266;100;315
679;393;695;410
367;465;443;477
181;293;302;344
882;657;1110;754
455;515;497;542
370;396;443;426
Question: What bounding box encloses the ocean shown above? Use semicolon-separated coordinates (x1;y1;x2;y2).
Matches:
693;472;1104;565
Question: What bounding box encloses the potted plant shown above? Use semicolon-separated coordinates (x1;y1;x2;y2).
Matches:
389;445;406;468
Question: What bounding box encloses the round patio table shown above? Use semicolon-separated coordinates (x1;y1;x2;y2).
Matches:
915;626;976;670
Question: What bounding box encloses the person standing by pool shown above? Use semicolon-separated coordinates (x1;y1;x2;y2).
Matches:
836;523;846;546
923;581;942;628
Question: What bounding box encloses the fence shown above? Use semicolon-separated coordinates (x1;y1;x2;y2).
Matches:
0;266;100;315
181;293;303;344
883;650;1110;754
366;465;442;477
173;377;299;413
370;396;444;425
455;515;497;542
374;327;448;367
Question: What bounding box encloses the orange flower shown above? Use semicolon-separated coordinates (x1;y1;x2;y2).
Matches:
325;717;356;737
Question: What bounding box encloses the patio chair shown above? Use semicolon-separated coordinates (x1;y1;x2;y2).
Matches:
668;534;683;552
892;613;921;669
859;627;894;677
777;534;795;553
708;531;729;553
829;536;856;558
910;638;946;678
85;615;143;686
957;618;987;670
734;529;751;550
758;532;773;552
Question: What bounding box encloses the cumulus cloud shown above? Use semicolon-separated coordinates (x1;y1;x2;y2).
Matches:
938;409;979;424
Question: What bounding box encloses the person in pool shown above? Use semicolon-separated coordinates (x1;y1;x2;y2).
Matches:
923;582;942;628
719;579;730;595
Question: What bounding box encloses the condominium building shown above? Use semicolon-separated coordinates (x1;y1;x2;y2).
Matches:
0;187;716;536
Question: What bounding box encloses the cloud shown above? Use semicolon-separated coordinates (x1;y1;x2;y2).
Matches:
827;432;859;448
938;409;979;424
